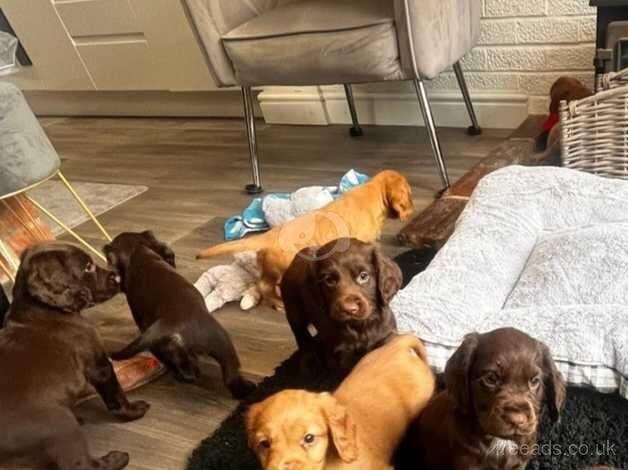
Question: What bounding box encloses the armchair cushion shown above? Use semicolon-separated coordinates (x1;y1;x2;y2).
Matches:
184;0;303;87
222;0;403;86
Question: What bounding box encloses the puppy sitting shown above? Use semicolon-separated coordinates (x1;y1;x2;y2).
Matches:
247;335;435;470
0;242;148;470
104;231;254;398
418;327;566;470
281;238;402;371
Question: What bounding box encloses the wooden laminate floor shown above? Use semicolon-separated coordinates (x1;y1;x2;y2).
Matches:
38;117;511;469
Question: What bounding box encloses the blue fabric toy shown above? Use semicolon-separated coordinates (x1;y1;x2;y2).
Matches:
224;169;368;241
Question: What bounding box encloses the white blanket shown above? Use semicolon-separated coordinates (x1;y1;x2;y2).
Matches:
392;165;628;398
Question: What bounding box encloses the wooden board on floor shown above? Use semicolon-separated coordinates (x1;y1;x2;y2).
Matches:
37;117;511;468
397;116;553;249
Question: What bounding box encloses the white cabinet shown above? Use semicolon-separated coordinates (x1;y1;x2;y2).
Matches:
0;0;215;91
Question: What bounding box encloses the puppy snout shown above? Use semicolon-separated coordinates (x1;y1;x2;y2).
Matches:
339;295;364;317
502;401;535;433
268;457;304;470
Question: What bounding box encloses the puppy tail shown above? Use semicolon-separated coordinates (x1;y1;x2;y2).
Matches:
196;232;271;259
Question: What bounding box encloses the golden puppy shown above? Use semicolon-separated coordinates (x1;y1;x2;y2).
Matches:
246;335;435;470
196;170;413;309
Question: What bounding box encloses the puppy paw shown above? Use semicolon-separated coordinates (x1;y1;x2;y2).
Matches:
98;451;130;470
113;400;150;421
228;376;256;400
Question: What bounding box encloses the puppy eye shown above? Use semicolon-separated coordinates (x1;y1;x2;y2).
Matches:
303;433;316;446
356;271;370;284
529;375;542;388
482;372;500;387
84;263;96;273
258;439;271;450
320;274;336;287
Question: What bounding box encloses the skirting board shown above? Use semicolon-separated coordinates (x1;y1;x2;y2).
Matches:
23;89;262;117
258;87;530;130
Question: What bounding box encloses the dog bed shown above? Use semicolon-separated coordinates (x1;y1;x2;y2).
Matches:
391;165;628;398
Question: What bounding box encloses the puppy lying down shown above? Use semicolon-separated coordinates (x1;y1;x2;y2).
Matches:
104;231;255;399
0;242;148;470
246;335;435;470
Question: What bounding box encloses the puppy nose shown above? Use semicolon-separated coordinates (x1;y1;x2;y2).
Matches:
280;461;302;470
503;402;532;428
108;272;120;285
505;412;528;427
269;458;302;470
340;297;361;315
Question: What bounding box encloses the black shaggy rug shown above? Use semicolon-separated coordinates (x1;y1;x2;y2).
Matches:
187;249;628;470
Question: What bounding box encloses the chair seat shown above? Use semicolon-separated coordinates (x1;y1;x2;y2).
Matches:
0;82;59;199
222;0;404;86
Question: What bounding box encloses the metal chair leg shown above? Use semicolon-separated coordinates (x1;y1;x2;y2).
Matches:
58;171;112;241
0;248;15;282
241;86;263;194
412;78;450;189
26;196;107;262
343;84;363;137
453;61;482;136
0;238;18;281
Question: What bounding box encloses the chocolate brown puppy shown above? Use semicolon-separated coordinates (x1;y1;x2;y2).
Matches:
104;231;254;399
418;327;566;470
281;238;402;371
0;242;148;470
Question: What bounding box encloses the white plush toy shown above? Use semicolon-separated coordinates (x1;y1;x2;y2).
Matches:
263;186;335;227
194;251;261;313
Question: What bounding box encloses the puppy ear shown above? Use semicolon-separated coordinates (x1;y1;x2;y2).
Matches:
373;247;402;305
25;252;92;312
386;176;413;221
103;243;118;269
540;342;566;422
445;332;480;414
281;246;323;313
154;242;176;268
321;393;358;463
141;229;156;240
245;402;263;450
142;231;176;268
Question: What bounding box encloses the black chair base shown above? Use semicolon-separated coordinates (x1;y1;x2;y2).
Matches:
467;125;482;136
245;183;263;195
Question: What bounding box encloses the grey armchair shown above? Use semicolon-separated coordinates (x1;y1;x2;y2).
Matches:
185;0;482;193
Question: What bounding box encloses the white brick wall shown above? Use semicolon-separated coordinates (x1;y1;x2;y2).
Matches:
430;0;597;113
260;0;599;128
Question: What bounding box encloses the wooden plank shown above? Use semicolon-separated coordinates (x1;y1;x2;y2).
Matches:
398;117;554;248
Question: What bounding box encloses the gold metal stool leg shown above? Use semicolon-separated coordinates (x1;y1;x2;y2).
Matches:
26;196;107;262
0;238;17;282
57;171;112;242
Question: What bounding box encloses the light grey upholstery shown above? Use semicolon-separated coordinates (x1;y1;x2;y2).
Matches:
183;0;483;192
394;0;482;79
0;81;59;199
185;0;481;86
222;0;402;86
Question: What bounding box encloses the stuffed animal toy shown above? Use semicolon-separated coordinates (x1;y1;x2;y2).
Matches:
194;250;261;313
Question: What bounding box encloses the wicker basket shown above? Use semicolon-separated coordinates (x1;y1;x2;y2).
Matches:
560;69;628;179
